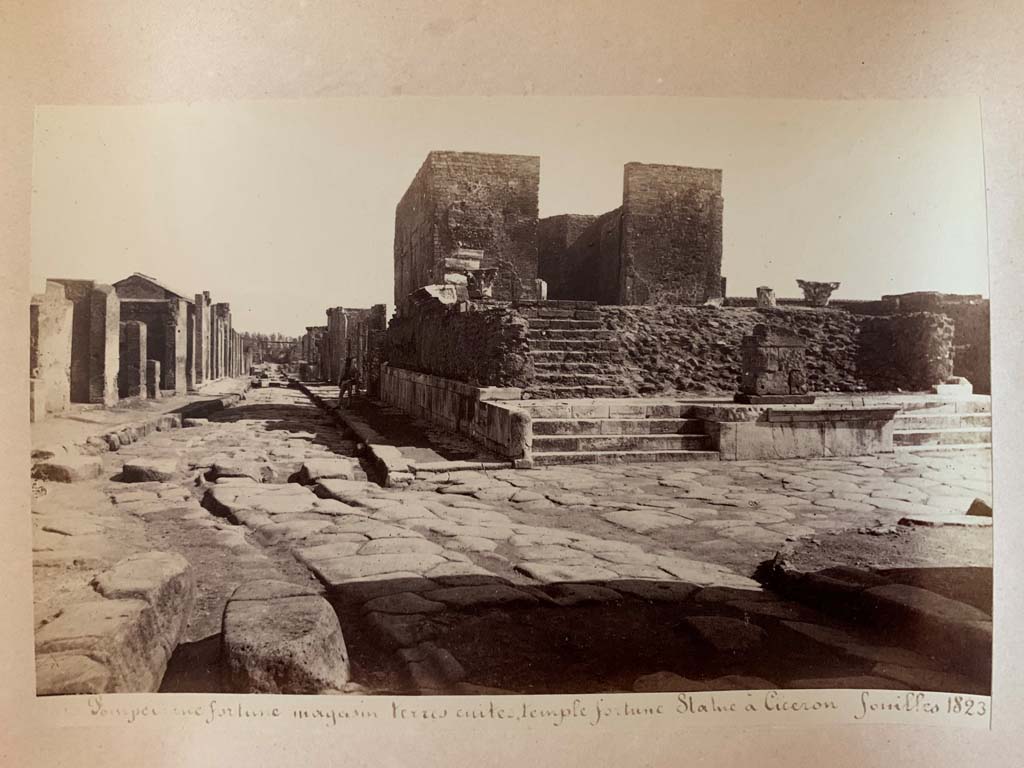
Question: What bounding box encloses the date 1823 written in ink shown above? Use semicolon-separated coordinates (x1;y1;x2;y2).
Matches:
856;692;988;720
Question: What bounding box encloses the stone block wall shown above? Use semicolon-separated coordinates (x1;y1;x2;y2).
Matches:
547;209;624;304
394;151;541;305
385;301;533;388
621;163;724;305
29;281;73;417
380;366;530;459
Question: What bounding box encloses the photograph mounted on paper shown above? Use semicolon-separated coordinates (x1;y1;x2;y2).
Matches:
27;97;991;701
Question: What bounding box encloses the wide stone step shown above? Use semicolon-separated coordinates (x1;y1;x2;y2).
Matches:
534;372;622;385
894;412;992;430
898;400;992;414
895;443;992;455
526;384;635;398
530;349;624;364
893;427;993;447
526;328;616;340
530;338;620;351
532;433;713;453
531;449;720;466
525;318;604;330
534;361;618;374
532;417;706;436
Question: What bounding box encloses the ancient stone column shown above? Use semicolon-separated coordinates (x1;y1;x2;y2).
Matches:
118;321;147;398
29;281;73;417
163;298;188;395
756;286;776;308
90;285;120;406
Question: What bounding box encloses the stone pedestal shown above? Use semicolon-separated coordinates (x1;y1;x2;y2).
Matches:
735;324;814;405
30;281;73;416
756;286;776;308
118;321;148;398
30;379;47;422
90;285;120;406
146;360;162;399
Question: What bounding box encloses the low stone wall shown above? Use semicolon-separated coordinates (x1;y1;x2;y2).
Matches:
856;313;955;392
380;365;530;460
385;301;533;388
596;305;955;395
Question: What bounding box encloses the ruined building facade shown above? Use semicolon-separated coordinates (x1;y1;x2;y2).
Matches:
394;151;542;305
538;163;725;305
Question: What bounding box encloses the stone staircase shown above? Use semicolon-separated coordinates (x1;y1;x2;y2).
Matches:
893;399;992;453
522;400;719;466
519;301;635;399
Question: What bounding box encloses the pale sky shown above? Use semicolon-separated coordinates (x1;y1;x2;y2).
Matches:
31;97;987;336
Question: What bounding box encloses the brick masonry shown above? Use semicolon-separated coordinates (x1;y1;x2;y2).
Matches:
394;151;540;305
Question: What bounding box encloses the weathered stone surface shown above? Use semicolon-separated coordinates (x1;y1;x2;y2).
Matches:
32;454;103;483
91;551;195;650
682;616;766;653
309;554;447;582
514;561;618;584
357;538;444;556
35;652;112;695
362;592;447;615
546;584;622;606
399;641;467;690
612;581;701;602
864;584;991;624
121;458;180;482
424;584;539;608
603;509;687;534
296;458;361;484
223;582;350;694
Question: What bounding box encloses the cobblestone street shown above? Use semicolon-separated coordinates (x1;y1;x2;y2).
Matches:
33;382;993;697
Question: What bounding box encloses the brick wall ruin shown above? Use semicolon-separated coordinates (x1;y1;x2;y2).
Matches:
537;163;725;306
394;151;541;305
385;301;533;388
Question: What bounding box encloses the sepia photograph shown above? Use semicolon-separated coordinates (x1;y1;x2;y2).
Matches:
24;95;994;703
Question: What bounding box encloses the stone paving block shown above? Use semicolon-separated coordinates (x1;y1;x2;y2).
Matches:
357;538;444;556
424;584;540;608
546;584;623;606
295;458;361;484
515;561;619;584
32;454;104;483
365;611;436;647
309;553;447;581
362;592;447;615
897;514;991;528
400;642;467;690
603;509;688;534
36;652;112;695
596;580;700;603
682;616;767;653
255;519;334;544
223;581;350;694
120;458;180;482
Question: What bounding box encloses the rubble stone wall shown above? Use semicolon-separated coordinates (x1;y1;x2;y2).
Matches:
596;306;953;395
385;302;533;388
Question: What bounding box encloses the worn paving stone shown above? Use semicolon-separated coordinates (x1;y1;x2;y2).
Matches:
310;554;447;582
682;616;767;653
603;509;689;534
443;536;498;553
424;584;540;608
546;584;622;606
362;592;447;615
514;561;619;584
255;519;334;544
864;583;991;624
357;538;444;556
898;514;991;528
223;582;350;694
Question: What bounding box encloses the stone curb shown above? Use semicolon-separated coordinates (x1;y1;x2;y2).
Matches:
31;381;252;482
763;561;991;677
35;551;196;695
292;379;515;486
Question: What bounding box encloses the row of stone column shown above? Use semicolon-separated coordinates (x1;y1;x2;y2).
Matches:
297;304;387;394
30;279;250;422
